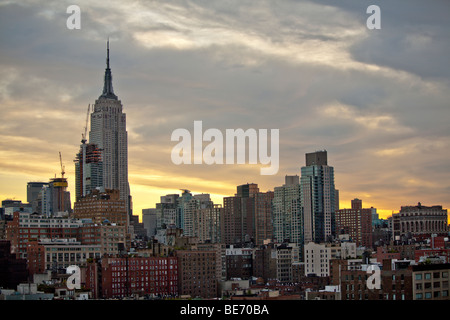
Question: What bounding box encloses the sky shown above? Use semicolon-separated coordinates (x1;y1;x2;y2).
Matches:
0;0;449;220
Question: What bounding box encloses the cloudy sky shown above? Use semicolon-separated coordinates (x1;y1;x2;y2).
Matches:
1;0;449;219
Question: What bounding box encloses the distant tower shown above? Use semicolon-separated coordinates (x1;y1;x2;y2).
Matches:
88;40;131;216
273;175;303;248
27;182;48;212
301;150;336;243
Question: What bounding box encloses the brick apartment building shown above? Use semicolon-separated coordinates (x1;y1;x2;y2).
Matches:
73;189;128;227
5;211;83;259
335;199;373;248
226;246;253;280
253;244;277;283
176;250;218;298
86;256;178;299
6;211;129;276
339;259;449;300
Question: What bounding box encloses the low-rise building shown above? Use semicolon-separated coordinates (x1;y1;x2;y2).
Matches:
412;263;450;300
86;256;178;299
176;250;218;299
27;238;101;274
226;245;253;280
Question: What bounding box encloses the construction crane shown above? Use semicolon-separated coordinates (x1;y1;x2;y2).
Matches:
81;104;90;144
59;151;65;179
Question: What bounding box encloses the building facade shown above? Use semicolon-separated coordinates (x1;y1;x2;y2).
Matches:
254;191;274;246
176;250;218;298
0;240;28;289
301;151;336;243
142;208;157;238
273;175;303;249
73;189;128;227
393;203;448;240
26;238;101;274
336;198;373;248
412;263;450;300
6;211;128;264
5;211;83;259
74;141;103;202
304;242;331;277
27;182;48;213
91;256;178;299
225;245;253;280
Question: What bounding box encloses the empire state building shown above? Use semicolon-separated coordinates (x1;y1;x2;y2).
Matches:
89;41;131;215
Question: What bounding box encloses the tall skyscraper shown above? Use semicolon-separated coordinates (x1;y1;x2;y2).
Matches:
88;40;130;215
273;175;303;247
301;150;336;243
254;190;274;246
237;183;259;243
223;183;260;245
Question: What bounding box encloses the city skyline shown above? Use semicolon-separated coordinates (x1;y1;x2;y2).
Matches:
1;1;449;220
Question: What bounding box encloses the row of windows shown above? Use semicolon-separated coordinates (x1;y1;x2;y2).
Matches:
110;288;177;296
109;259;176;267
415;271;448;280
46;252;100;261
111;273;177;281
346;293;406;300
416;281;449;290
416;291;449;299
111;281;177;289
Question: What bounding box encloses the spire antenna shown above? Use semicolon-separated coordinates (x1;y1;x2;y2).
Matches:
100;38;117;100
107;38;110;69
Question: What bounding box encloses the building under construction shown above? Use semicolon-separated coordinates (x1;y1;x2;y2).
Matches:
74;141;103;202
34;162;72;216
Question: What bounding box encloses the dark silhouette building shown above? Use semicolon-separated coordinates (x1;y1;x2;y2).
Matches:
0;240;28;289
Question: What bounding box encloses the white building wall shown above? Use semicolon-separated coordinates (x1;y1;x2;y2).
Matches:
304;242;331;277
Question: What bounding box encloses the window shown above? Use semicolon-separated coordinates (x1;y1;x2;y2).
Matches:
425;273;431;280
415;274;422;280
415;293;423;300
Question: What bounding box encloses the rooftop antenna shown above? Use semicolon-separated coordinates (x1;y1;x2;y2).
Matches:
106;37;110;69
